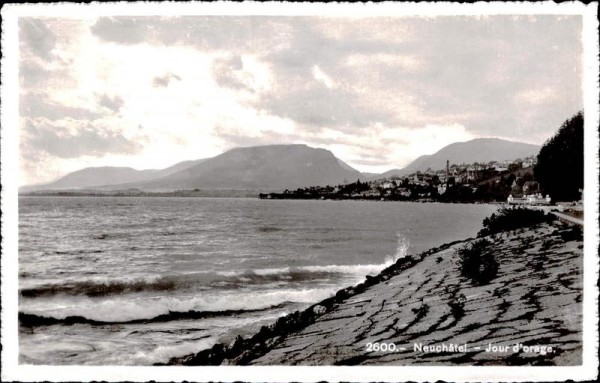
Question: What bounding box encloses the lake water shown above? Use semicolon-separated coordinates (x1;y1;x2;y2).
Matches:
18;197;497;365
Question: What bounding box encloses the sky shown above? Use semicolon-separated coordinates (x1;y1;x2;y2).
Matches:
18;15;583;186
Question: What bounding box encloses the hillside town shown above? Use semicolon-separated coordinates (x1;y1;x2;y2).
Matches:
260;156;550;203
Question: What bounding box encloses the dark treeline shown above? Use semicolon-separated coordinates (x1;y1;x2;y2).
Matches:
534;111;584;201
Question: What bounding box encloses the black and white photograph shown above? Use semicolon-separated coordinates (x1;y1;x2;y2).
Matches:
1;2;598;382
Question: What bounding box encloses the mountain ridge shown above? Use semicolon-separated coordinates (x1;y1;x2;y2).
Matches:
113;144;364;191
376;138;540;179
19;159;207;193
21;139;541;193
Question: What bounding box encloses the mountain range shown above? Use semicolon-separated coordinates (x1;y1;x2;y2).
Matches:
377;138;541;178
20;138;540;193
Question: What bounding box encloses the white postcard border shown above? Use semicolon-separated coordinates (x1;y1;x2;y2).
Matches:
1;2;598;382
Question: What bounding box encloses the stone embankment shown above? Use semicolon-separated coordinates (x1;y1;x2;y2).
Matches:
168;221;582;366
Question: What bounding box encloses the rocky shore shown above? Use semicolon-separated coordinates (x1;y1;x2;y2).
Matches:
166;218;583;366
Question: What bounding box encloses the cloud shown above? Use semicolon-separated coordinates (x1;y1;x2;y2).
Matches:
19;18;57;59
90;17;148;45
312;65;336;89
97;94;125;113
21;119;142;159
87;15;583;139
304;123;475;173
90;16;294;53
515;87;558;105
20;61;58;89
212;55;248;90
20;92;102;120
259;80;403;130
152;73;182;87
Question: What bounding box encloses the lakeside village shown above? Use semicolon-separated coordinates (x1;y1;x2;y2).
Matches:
260;156;557;205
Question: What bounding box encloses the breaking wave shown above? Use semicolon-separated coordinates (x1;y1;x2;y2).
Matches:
386;233;411;264
20;256;409;299
19;234;411;329
19;287;336;324
19;305;286;327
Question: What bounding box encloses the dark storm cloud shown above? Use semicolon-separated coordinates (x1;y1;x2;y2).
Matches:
87;15;583;138
152;73;182;87
89;16;399;127
261;83;397;129
257;15;583;140
248;19;411;128
22;119;142;159
90;16;280;50
19;18;57;59
20;92;101;120
382;16;583;137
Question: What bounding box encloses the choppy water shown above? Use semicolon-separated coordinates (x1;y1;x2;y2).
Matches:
18;197;497;365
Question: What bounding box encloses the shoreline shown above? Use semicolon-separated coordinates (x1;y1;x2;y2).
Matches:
20;191;505;204
163;238;467;366
18;192;507;207
165;218;583;366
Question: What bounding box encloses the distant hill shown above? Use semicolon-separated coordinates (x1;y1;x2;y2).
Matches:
19;167;158;193
19;159;206;193
23;145;364;193
116;144;364;191
153;158;207;178
378;138;540;178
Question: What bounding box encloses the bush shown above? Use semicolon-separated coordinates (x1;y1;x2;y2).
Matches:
458;239;499;285
478;206;555;237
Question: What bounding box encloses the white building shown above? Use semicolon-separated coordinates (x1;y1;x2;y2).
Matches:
507;193;551;205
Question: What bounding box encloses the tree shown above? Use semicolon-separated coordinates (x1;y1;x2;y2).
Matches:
505;173;516;188
534;111;584;201
508;162;522;172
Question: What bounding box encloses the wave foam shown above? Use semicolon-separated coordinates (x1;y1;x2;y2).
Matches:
19;287;337;324
21;255;407;299
386;233;411;264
